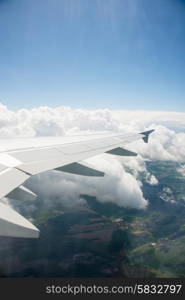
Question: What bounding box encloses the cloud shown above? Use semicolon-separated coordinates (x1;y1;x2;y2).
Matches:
145;173;158;185
177;164;185;177
133;125;185;162
27;154;147;209
0;104;185;209
159;187;176;204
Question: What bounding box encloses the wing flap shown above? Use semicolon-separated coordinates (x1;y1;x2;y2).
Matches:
106;147;137;156
0;168;29;199
56;162;105;177
7;185;37;201
0;202;39;238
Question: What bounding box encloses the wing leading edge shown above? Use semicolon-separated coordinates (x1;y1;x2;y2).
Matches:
0;129;154;238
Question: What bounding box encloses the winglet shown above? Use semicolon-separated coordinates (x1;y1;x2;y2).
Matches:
140;129;155;143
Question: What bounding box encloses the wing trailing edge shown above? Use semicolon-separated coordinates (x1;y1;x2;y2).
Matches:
7;185;37;202
106;147;137;156
55;162;105;177
0;202;39;238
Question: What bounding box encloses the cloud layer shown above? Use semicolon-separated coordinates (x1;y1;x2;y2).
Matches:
1;104;185;209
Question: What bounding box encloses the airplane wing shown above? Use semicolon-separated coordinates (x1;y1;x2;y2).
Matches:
0;129;154;238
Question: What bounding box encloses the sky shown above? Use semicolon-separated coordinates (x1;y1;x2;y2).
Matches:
0;0;185;111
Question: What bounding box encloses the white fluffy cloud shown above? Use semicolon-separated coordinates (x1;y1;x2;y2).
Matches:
0;103;185;209
28;154;147;209
177;164;185;177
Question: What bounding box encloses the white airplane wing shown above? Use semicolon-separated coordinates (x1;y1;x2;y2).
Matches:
0;129;154;238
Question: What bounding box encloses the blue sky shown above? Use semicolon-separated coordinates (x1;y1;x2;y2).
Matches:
0;0;185;111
